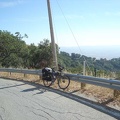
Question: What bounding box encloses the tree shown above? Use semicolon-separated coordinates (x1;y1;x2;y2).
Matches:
0;30;29;68
38;39;53;68
28;39;53;68
15;32;28;39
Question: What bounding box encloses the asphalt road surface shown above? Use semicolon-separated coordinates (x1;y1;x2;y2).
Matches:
0;78;120;120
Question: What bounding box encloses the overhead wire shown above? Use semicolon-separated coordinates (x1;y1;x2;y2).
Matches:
55;0;92;73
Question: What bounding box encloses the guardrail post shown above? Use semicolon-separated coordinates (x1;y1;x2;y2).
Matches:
24;73;27;78
9;72;11;76
81;61;86;89
114;90;120;98
39;75;42;82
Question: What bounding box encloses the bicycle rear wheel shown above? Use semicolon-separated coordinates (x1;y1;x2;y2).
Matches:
43;75;54;87
58;75;70;90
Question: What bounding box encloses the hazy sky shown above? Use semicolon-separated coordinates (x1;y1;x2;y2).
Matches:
1;0;120;47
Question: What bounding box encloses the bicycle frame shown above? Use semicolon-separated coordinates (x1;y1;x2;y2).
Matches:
43;65;70;89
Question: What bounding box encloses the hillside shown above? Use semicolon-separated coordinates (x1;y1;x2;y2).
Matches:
60;46;120;60
0;30;120;78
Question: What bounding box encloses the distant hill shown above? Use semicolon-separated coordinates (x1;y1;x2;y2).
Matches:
60;45;120;60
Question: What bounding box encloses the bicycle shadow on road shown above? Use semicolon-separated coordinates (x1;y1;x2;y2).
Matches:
1;77;120;119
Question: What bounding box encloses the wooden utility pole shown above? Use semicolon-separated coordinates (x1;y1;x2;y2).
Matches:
47;0;58;69
83;61;86;75
81;61;86;89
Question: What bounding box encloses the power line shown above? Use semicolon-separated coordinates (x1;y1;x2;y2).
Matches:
55;0;91;72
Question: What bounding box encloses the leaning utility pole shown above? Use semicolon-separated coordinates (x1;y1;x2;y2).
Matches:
47;0;58;69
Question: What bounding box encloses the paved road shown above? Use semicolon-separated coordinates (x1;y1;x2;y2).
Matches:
0;78;119;120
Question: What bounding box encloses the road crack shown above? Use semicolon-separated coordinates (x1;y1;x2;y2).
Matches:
32;111;49;120
0;115;3;120
0;107;6;120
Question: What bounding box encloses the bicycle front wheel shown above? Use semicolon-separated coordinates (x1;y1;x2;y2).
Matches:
58;75;70;90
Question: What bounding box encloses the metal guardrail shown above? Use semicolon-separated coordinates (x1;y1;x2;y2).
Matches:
0;68;120;90
0;68;42;75
65;73;120;90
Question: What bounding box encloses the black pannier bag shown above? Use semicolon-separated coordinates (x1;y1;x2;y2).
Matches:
42;68;52;81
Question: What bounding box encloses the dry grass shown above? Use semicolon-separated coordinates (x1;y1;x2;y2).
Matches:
0;72;40;82
0;72;120;107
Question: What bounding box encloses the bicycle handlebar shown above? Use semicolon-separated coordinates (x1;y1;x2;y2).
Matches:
52;64;64;72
